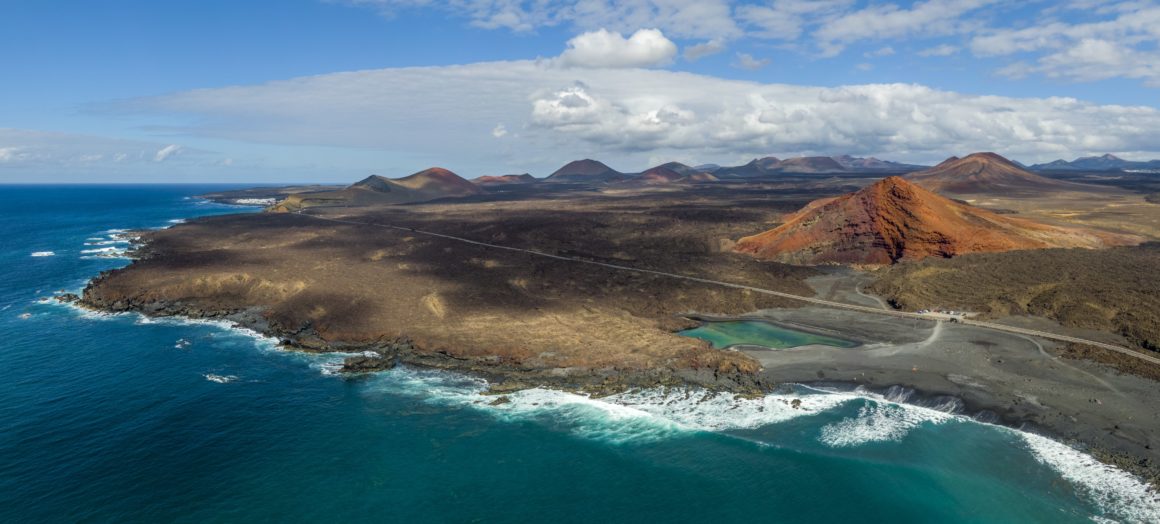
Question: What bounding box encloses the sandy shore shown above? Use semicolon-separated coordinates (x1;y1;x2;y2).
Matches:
738;271;1160;483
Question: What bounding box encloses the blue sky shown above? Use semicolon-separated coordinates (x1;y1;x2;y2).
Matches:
3;0;1160;182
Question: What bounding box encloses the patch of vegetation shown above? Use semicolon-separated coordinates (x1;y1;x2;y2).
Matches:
1146;193;1160;204
869;244;1160;352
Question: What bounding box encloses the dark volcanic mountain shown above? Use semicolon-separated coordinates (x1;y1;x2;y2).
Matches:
623;165;720;185
832;155;927;172
473;173;537;185
906;152;1073;194
774;156;845;173
733;176;1127;265
712;157;779;178
545;159;626;183
274;168;481;211
1030;154;1160;172
635;166;685;184
654;162;703;177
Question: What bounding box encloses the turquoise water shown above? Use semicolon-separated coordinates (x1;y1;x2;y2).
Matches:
682;320;858;349
1;185;1157;523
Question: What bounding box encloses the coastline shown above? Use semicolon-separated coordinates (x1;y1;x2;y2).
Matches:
72;272;1160;488
71;209;1160;494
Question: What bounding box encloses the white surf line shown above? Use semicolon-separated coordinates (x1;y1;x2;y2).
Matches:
297;212;1160;367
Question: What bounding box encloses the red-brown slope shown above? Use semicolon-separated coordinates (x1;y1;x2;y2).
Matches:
390;167;483;198
906;152;1071;194
636;166;685;183
473;174;537;185
734;176;1130;265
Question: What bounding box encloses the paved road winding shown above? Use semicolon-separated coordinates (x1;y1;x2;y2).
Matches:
300;212;1160;368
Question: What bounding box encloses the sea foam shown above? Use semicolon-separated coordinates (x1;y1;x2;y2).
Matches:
1020;432;1160;523
30;251;55;257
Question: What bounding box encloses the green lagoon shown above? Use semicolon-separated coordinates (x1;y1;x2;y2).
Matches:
681;320;858;349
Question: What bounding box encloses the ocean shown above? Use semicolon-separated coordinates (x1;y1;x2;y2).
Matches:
0;185;1156;523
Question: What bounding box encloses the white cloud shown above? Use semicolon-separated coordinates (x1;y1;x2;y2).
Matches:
918;44;960;56
813;0;999;56
492;123;508;137
683;39;727;61
855;62;874;71
154;144;182;162
737;0;854;41
555;28;677;69
864;46;895;58
969;4;1160;85
115;60;1160;170
342;0;740;40
0;129;221;174
732;52;770;70
0;146;27;163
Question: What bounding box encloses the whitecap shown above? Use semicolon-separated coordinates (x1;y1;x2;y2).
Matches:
30;251;55;257
1019;432;1160;523
167;219;185;224
818;400;952;448
204;374;238;383
18;312;32;319
606;388;851;432
80;247;123;254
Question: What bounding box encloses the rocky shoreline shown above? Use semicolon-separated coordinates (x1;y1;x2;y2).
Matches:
70;278;1160;487
75;274;772;397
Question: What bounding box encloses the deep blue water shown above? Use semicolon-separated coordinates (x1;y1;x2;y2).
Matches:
0;185;1156;523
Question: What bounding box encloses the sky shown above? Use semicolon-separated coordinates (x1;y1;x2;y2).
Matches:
2;0;1160;182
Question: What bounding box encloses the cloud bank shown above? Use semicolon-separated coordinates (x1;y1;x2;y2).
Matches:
115;60;1160;174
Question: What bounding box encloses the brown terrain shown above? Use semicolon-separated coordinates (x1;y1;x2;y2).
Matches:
472;173;537;185
870;243;1160;353
732;176;1132;265
272;168;482;212
906;152;1081;194
84;178;833;393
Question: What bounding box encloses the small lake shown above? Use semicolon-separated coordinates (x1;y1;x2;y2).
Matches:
680;320;858;349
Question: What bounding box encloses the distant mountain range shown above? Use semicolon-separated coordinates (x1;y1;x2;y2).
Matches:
1029;154;1160;172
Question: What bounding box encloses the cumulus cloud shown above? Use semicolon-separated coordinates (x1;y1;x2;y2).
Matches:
114;60;1160;171
555;28;677;68
732;52;770;70
491;123;508;137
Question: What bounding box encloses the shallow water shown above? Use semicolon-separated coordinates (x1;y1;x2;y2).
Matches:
681;319;858;349
0;185;1156;523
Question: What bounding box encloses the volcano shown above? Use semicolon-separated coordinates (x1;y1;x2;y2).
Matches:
545;159;626;183
906;152;1070;194
733;176;1128;265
